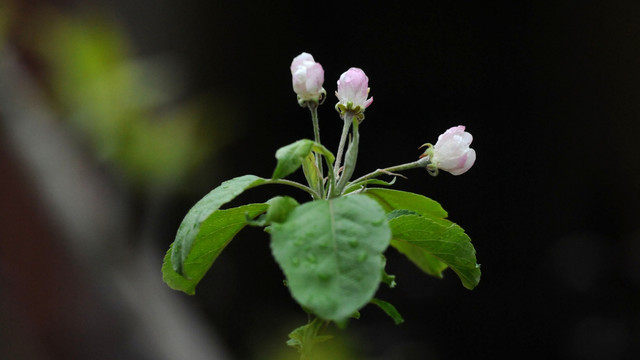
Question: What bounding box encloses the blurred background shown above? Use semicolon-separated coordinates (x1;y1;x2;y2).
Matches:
1;0;639;359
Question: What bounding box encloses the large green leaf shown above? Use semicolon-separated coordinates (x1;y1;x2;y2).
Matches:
363;188;448;218
170;175;266;275
391;238;449;278
163;203;268;294
270;194;391;322
272;139;335;180
389;214;481;289
364;188;450;277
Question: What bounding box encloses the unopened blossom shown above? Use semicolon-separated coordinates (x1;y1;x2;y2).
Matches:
290;52;325;103
421;126;476;176
335;67;373;115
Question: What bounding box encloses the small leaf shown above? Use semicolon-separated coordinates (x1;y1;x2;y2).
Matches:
163;203;268;294
246;196;299;227
270;194;391;322
170;175;266;275
287;318;332;355
389;214;481;289
371;298;404;325
272;139;335;180
380;255;396;288
363;188;448;218
381;269;397;288
301;153;321;192
273;139;314;180
264;196;300;224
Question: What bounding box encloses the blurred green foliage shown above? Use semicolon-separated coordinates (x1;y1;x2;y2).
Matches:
32;11;228;189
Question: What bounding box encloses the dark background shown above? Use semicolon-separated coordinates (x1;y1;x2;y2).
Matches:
2;1;640;359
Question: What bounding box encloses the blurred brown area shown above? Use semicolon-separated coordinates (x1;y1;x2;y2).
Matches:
0;127;118;359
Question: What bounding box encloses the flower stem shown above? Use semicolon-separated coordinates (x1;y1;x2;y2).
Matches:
308;103;324;197
347;157;430;189
334;116;359;196
333;115;353;179
265;179;321;199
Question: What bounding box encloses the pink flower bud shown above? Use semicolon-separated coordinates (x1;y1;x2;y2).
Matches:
290;52;325;102
432;126;476;175
336;67;373;111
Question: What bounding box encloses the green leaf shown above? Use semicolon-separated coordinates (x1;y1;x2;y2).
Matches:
391;238;449;278
364;189;452;280
389;214;481;289
371;298;404;325
272;139;335;180
386;211;449;278
163;203;268;294
270;194;391;322
170;175;266;275
363;188;448;218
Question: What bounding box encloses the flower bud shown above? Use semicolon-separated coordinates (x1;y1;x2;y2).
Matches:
291;52;325;104
335;67;373;118
423;126;476;176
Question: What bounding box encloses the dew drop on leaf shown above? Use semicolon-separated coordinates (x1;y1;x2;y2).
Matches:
317;273;331;281
306;253;317;264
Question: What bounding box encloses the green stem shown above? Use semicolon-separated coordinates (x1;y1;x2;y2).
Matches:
334;116;359;196
265;179;321;199
347;157;430;188
333;116;353;178
308;103;324;198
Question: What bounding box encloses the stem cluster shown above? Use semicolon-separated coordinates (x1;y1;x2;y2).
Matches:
292;102;429;201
